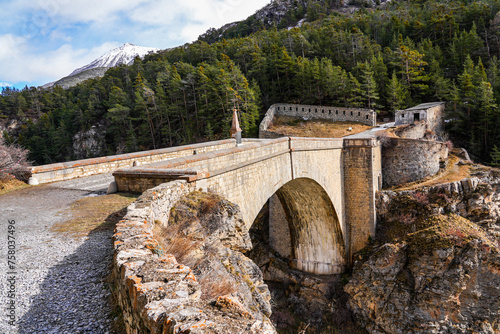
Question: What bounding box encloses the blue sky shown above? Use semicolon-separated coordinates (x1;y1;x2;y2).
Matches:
0;0;270;89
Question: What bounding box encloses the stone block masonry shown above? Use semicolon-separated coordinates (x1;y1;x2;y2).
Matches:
112;181;276;333
382;138;448;188
343;138;382;262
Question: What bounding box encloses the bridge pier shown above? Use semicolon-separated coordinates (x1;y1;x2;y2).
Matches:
343;139;382;263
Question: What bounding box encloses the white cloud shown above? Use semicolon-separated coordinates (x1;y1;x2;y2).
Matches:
128;0;270;42
15;0;148;23
0;82;13;87
0;35;119;85
129;0;269;27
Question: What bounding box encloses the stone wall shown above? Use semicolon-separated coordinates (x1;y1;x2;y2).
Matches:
112;181;196;333
382;138;449;188
112;181;276;334
29;139;236;185
426;104;445;134
259;103;376;138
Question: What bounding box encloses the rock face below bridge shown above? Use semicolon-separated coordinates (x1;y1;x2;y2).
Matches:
345;167;500;334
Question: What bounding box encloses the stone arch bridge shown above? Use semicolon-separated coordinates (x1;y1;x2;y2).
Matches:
29;137;382;275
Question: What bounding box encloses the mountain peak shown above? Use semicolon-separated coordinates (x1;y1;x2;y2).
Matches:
69;43;159;77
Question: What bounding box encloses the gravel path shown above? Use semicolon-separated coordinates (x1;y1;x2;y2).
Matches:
344;122;395;139
0;180;116;334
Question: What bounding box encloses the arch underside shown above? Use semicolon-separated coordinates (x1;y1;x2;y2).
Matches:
270;178;346;275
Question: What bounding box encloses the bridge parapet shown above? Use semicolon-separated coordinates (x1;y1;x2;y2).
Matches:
113;138;290;182
113;137;344;193
28;139;237;185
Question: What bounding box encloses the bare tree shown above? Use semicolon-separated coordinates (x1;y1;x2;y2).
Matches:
0;138;31;181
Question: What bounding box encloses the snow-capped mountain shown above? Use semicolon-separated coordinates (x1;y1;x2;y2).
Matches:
69;43;159;76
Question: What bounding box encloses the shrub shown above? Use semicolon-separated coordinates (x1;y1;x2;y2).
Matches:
412;191;430;206
153;224;200;267
197;263;237;301
0;138;31;181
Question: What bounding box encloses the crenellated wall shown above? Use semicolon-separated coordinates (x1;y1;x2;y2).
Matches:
259;103;376;138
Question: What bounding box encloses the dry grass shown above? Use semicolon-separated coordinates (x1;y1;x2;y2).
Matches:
407;214;498;257
0;177;29;196
268;116;372;138
153;223;201;267
197;264;238;301
51;193;138;237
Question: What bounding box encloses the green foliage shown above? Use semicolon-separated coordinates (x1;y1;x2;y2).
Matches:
491;145;500;166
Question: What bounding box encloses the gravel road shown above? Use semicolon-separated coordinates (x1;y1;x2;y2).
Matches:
0;175;117;334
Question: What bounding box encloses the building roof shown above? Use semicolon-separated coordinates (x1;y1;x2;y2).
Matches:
403;102;445;111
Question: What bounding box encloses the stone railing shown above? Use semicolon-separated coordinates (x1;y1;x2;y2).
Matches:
28;139;237;185
112;138;292;193
259;103;376;138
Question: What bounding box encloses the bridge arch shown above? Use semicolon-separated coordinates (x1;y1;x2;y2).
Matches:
256;178;346;275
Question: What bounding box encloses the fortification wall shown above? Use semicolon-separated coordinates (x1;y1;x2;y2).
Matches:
259;104;376;138
382;138;449;188
29;139;236;185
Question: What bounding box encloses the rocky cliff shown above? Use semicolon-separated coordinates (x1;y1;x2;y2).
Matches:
345;166;500;334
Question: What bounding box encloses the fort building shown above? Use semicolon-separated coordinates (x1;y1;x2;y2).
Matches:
395;102;446;134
